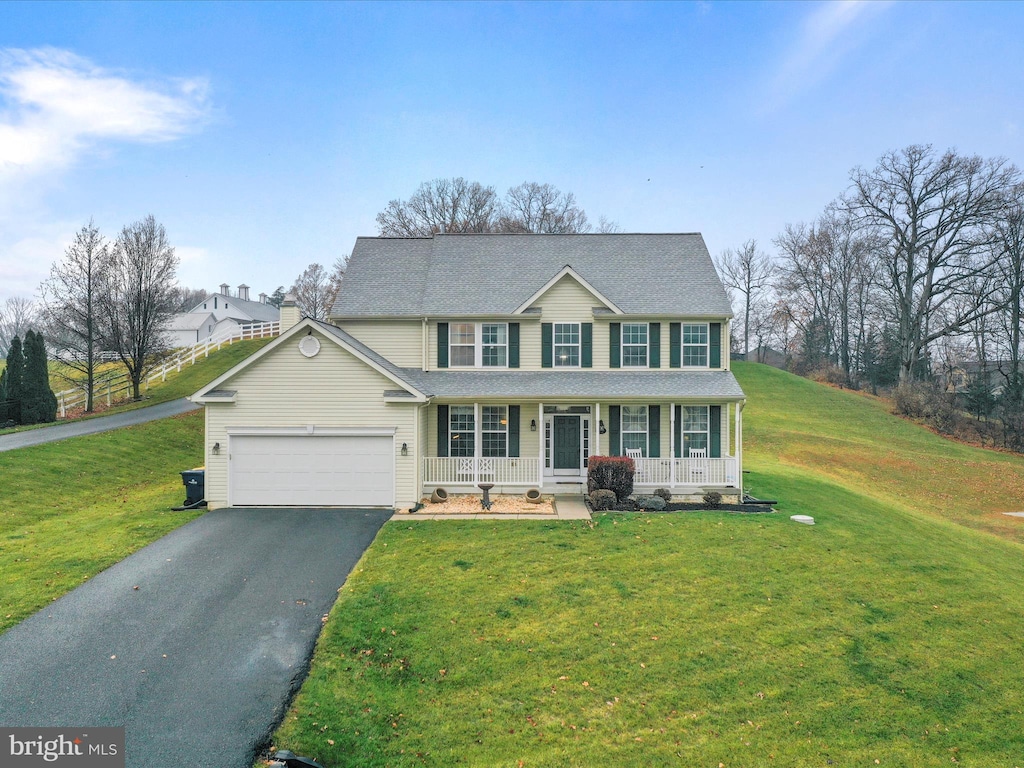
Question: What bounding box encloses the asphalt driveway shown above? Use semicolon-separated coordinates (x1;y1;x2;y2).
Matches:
0;398;200;452
0;507;392;767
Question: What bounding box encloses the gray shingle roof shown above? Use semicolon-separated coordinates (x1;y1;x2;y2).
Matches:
333;233;732;318
397;370;745;400
313;321;426;396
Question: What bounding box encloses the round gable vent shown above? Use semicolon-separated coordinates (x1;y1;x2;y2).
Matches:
299;335;321;358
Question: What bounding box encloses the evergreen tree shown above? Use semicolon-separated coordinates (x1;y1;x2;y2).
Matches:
21;330;57;424
4;335;25;423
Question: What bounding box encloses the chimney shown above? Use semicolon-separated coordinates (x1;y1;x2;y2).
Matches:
259;292;268;304
238;284;250;301
279;292;301;332
219;282;230;297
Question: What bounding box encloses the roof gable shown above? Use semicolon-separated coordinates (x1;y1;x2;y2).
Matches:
332;233;733;318
513;265;623;315
191;318;427;403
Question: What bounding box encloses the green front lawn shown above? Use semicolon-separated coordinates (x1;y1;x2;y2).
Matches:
0;412;204;633
270;363;1024;766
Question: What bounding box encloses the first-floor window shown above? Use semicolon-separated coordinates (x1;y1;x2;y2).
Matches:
621;405;648;455
449;405;475;456
481;406;508;457
682;405;709;455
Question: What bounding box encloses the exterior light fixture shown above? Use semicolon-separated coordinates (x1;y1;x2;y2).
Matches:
401;442;408;456
212;442;221;454
599;420;607;434
530;419;537;431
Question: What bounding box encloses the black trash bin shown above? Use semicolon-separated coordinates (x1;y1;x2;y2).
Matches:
180;469;205;506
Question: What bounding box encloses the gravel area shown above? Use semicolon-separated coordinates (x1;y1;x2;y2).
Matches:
409;494;556;515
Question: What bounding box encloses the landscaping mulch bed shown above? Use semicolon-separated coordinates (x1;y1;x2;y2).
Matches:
593;500;775;514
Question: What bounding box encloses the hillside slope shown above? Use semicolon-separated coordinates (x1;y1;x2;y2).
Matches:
735;361;1024;544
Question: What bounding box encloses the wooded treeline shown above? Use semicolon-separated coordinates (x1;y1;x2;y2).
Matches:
718;144;1024;450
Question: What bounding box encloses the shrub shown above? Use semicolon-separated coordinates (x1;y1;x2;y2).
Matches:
589;489;616;511
587;456;634;501
635;495;666;511
653;488;672;503
702;491;722;509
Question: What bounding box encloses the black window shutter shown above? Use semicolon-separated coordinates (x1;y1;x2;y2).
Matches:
674;405;682;457
508;405;520;457
437;404;449;457
438;323;449;369
508;323;520;368
609;405;621;455
609;323;621;368
648;405;660;457
542;323;553;368
670;323;681;368
710;405;721;457
581;323;593;368
709;323;721;368
649;323;661;368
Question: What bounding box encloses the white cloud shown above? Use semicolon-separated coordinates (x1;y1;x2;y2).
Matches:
0;47;209;176
760;1;893;114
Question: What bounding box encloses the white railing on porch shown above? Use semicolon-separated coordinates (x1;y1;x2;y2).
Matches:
633;457;738;487
423;457;543;486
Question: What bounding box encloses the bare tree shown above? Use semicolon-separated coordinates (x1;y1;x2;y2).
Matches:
595;215;622;234
499;182;590;233
376;177;501;236
291;261;345;321
715;240;775;357
845;145;1019;383
102;215;179;400
39;220;110;412
0;296;39;355
375;177;606;237
168;285;208;313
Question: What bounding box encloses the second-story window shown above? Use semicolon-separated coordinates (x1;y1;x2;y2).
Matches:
448;322;509;367
622;323;648;367
682;324;708;367
481;324;507;367
450;323;476;366
554;323;580;367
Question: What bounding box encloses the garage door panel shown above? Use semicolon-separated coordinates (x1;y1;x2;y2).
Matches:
230;434;394;507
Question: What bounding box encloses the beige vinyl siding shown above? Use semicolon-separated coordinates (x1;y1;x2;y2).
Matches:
527;274;605;321
203;329;418;508
337;319;423;368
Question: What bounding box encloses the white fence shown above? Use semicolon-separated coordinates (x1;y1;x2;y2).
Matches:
53;321;280;417
423;457;543;486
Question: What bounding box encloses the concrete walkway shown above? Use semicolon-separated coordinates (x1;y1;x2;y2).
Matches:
401;495;591;521
0;398;199;452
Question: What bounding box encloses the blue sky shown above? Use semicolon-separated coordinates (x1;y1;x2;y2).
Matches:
1;1;1022;303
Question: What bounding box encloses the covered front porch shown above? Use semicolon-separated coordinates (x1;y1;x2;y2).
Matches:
420;399;744;498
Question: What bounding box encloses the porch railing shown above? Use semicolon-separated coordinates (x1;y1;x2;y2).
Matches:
423;457;543;486
633;457;738;487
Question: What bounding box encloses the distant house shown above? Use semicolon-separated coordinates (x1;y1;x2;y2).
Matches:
166;283;280;348
941;360;1022;397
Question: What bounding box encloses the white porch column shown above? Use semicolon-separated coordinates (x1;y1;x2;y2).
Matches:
736;401;744;496
474;402;481;486
538;402;544;484
669;402;676;487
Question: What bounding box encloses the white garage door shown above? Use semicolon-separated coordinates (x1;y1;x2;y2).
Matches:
229;434;394;507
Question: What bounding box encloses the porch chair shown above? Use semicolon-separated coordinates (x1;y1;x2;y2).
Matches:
625;448;644;484
687;447;708;484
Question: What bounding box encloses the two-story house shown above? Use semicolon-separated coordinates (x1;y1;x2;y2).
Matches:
191;233;746;509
